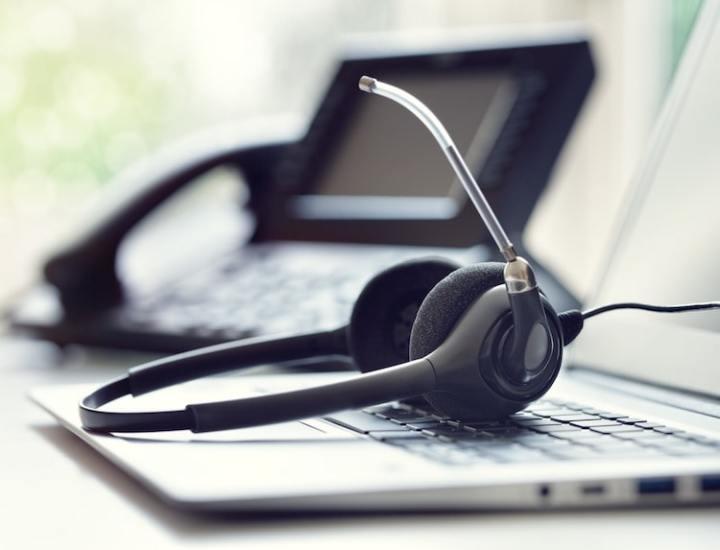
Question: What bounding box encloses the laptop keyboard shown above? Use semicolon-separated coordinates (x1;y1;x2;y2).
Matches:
324;399;720;465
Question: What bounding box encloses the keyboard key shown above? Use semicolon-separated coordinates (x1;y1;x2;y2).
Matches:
475;427;530;438
465;420;516;430
325;411;408;433
371;406;440;424
457;439;527;451
687;435;720;446
420;425;479;439
556;402;585;410
386;438;439;449
514;418;563;427
667;431;693;439
520;439;577;450
389;440;500;465
531;409;578;418
512;431;573;443
531;424;583;433
406;420;446;430
548;414;598;422
652;426;675;434
635;422;663;429
430;426;481;438
592;439;644;451
579;408;613;416
590;425;644;434
552;430;612;441
597;412;626;420
369;431;428;441
642;436;682;447
649;436;715;449
525;402;563;411
569;419;621;428
610;431;670;441
616;417;646;424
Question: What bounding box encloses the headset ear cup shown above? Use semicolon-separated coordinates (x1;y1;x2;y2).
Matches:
347;257;461;373
409;262;505;413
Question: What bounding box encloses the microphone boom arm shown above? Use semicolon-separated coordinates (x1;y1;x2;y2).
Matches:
359;76;517;262
359;75;553;377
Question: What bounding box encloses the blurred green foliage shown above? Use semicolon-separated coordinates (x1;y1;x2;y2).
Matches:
0;3;180;191
0;0;702;197
671;0;704;74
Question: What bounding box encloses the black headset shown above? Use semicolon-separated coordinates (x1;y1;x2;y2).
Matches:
80;77;719;434
81;257;574;433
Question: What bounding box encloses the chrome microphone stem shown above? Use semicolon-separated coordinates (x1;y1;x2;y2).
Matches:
359;75;516;262
444;146;517;262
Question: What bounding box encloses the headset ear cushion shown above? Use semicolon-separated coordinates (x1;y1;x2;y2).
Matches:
348;257;461;373
409;262;505;362
409;262;505;415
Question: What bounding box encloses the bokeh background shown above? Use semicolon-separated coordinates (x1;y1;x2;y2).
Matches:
0;0;704;303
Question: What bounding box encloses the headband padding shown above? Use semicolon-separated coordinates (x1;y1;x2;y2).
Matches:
409;262;505;362
348;258;460;373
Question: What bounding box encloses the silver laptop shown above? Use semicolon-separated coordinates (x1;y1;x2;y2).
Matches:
31;2;720;511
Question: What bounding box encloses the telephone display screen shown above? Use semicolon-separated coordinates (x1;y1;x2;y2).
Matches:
311;72;517;200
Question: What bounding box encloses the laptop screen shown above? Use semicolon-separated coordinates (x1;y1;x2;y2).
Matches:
571;2;720;398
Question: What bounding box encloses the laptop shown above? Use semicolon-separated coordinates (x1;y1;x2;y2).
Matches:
8;29;592;353
31;4;720;511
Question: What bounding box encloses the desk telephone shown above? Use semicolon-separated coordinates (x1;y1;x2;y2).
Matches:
8;33;595;353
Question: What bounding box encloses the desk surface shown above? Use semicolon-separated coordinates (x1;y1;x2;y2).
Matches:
2;335;719;550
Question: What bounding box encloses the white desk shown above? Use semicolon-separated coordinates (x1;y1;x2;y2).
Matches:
2;335;718;550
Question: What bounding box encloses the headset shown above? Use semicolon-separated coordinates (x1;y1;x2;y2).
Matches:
80;77;720;434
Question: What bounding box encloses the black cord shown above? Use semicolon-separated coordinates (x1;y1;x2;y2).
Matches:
582;301;720;320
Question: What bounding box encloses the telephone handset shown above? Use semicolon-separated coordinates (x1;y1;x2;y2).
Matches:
43;130;295;313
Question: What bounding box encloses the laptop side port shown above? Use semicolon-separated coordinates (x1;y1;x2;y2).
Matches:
636;477;676;495
580;484;606;496
700;474;720;493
